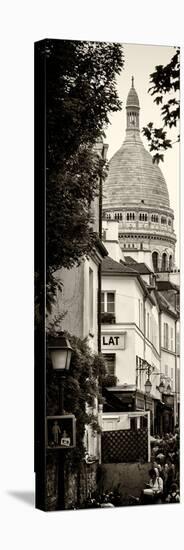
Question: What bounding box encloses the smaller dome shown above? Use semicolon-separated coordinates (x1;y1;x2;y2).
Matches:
126;76;140;108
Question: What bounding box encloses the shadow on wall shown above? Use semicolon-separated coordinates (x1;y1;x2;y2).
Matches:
98;462;150;499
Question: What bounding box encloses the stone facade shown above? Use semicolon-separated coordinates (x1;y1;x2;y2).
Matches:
46;457;98;510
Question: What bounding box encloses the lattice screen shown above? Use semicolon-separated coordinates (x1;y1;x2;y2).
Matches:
101;429;148;463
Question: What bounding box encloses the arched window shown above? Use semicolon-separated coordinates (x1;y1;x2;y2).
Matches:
139;212;148;221
161;253;167;271
127;212;135;221
151;214;159;223
169;255;173;270
152;252;159;272
168;219;171;226
161;216;166;224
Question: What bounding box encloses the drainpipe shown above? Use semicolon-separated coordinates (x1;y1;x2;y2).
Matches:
97;144;108;353
97;150;103;354
143;296;146;361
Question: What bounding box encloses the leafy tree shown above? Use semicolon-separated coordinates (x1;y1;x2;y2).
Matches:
142;47;180;163
36;40;123;311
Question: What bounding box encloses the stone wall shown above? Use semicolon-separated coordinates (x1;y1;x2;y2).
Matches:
46;457;98;511
46;455;58;511
65;461;98;509
98;462;151;499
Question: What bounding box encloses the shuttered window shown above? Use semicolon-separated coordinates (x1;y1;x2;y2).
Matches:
103;354;115;376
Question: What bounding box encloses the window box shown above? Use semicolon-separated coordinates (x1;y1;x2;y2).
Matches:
101;312;116;324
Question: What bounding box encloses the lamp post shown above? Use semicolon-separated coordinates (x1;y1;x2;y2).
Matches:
48;333;72;510
48;334;72;414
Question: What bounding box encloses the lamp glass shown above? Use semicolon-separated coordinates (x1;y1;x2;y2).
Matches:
145;378;152;395
66;348;72;371
50;349;68;371
48;335;72;372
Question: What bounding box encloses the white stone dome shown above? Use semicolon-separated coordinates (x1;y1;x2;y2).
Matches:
103;134;170;209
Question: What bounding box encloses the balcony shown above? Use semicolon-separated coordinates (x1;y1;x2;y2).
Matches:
101;312;116;324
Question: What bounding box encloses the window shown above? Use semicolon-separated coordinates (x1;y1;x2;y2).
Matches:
152;251;159;272
176;331;180;355
89;268;93;333
103;354;115;376
127;212;135;221
138;299;141;328
161;216;167;224
140;302;143;330
101;292;105;314
107;293;115;313
147;312;149;340
164;322;169;349
169;255;173;270
168;219;171;226
139;212;148;221
138;301;143;330
151;214;159;223
101;292;115;314
114;212;122;221
171;327;174;351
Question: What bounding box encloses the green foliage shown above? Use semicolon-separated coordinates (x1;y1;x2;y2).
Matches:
142;47;180;163
36;40;124;310
46;332;115;469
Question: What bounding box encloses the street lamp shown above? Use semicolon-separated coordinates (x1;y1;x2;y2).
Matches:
48;334;72;373
145;378;152;395
48;334;72;414
47;334;72;511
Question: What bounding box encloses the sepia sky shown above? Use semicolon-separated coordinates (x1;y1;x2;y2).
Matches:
105;43;180;265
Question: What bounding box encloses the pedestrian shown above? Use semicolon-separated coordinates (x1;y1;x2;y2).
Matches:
140;468;163;505
165;483;180;503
